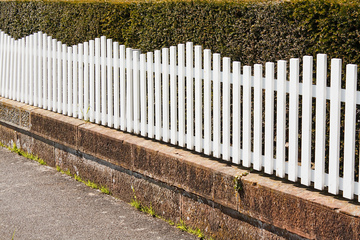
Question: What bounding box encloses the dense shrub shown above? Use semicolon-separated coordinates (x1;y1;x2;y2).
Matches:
0;0;359;66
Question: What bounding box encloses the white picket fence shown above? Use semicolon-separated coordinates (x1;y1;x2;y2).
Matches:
0;30;359;200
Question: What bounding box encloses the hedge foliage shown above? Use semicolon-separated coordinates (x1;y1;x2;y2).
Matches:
0;0;359;66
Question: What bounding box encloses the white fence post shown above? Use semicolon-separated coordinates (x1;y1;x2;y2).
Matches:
113;42;119;129
343;64;357;200
203;49;211;156
264;62;274;174
178;44;185;147
133;49;140;134
195;45;202;153
162;48;170;142
170;46;177;144
78;43;84;120
155;49;161;140
223;57;231;161
232;61;241;165
328;58;342;195
276;60;286;178
243;65;251;168
107;39;113;127
147;51;154;138
140;53;147;136
253;64;263;170
186;42;194;150
314;54;327;190
301;56;313;186
288;58;299;182
127;48;134;133
72;45;78;118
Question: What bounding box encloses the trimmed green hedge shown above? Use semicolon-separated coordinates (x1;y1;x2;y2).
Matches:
0;0;359;66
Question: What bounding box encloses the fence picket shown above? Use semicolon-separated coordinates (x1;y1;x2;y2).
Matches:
162;48;170;142
147;52;154;138
72;45;78;118
78;43;84;120
67;46;73;117
5;35;11;100
213;54;221;158
276;60;286;178
89;40;95;122
155;50;161;140
204;49;211;155
33;34;39;106
254;64;263;170
315;54;327;190
52;40;57;111
170;46;177;144
289;58;299;181
328;59;342;195
21;38;26;103
140;53;147;136
42;33;47;108
195;45;202;153
107;39;113;127
133;50;140;134
101;37;107;126
265;62;274;174
57;42;62;113
95;38;101;123
232;61;241;164
243;66;251;167
47;36;52;110
343;64;357;199
62;44;67;115
13;39;17;100
0;32;3;97
8;37;14;100
84;42;89;121
223;57;231;161
178;44;185;147
12;39;17;101
113;42;119;129
186;42;194;150
127;48;134;133
301;56;313;186
120;45;126;130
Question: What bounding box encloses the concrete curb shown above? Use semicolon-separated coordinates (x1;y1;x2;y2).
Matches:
0;97;359;239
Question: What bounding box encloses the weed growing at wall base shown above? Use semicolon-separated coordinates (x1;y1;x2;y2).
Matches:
56;166;112;195
130;186;213;240
0;142;46;166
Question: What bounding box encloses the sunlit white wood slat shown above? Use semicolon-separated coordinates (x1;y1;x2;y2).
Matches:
314;54;327;190
328;58;342;195
301;56;313;186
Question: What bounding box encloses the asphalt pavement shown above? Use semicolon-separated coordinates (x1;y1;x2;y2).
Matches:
0;147;198;240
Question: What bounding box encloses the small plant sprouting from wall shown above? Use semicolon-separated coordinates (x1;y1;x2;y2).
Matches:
234;171;249;192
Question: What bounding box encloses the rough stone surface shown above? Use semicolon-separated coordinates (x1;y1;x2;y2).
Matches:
0;124;17;146
0;103;20;126
78;124;134;170
181;196;285;240
111;169;134;203
132;177;181;223
30;109;83;148
16;132;56;167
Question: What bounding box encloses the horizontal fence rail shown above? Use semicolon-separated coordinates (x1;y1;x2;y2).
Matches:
0;30;359;200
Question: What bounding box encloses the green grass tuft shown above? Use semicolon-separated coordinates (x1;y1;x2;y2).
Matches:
100;185;110;195
85;180;99;189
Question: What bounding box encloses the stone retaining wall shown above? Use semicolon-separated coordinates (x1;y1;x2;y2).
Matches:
0;97;359;240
